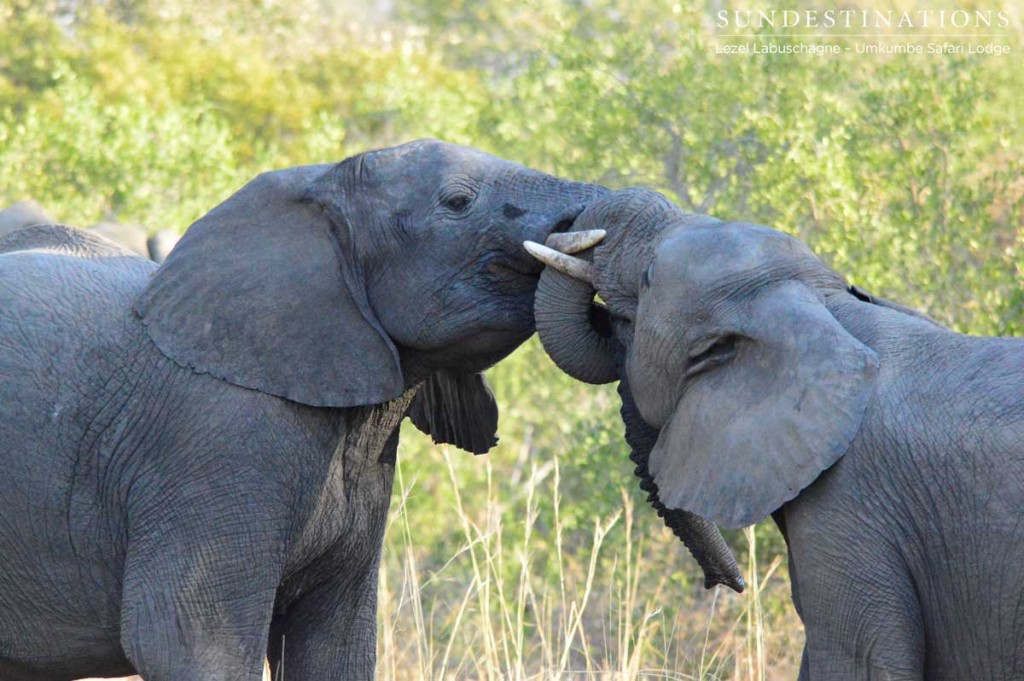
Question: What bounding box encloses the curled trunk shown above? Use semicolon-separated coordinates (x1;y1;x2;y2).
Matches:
619;377;745;592
534;267;618;385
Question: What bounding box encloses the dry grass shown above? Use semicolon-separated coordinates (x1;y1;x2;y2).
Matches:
377;451;803;681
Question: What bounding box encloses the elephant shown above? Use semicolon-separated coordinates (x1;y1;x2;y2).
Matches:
0;139;605;681
0;199;52;237
1;202;180;262
524;189;746;593
87;221;151;259
90;222;182;262
527;187;1024;679
145;228;180;263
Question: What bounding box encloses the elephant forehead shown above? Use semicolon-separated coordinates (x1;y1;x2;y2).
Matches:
369;138;446;162
368;139;504;176
652;222;823;294
581;188;720;318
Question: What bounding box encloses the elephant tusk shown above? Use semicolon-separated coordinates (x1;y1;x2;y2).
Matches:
545;229;606;254
524;241;594;283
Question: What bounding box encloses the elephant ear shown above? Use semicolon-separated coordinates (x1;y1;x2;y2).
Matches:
134;164;405;408
407;370;499;454
637;282;879;529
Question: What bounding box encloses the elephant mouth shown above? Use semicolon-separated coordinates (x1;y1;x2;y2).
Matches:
488;215;582;281
477;253;545;298
486;252;545;278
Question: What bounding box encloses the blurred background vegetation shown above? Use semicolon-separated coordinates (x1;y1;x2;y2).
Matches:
2;0;1021;678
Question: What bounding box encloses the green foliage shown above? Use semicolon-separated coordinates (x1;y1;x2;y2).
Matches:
429;0;1023;333
0;68;241;228
0;0;488;226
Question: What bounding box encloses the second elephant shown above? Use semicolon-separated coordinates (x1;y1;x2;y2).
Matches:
529;188;1024;679
90;221;180;262
0;202;180;262
0;199;52;237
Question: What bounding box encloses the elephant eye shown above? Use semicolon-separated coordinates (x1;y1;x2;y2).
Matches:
685;334;739;378
442;193;473;212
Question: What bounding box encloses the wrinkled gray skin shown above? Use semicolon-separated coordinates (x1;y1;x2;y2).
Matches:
0;199;52;236
537;188;1024;679
0;139;604;681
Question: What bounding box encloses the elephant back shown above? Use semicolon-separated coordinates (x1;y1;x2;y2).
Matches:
0;224;156;379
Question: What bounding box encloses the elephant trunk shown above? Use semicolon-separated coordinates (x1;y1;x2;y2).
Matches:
534;267;619;384
619;377;746;592
530;187;742;590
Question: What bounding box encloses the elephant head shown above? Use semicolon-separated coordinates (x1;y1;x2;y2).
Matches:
136;139;606;453
625;220;879;530
529;188;883;588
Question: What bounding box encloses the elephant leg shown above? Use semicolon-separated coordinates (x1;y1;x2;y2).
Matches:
797;569;925;681
786;509;925;680
118;525;283;681
267;557;381;681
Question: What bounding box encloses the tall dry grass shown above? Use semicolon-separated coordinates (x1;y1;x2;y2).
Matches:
377;450;802;680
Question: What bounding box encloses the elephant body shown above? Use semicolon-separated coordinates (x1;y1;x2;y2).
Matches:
0;141;602;680
529;188;1024;679
782;298;1024;679
0;233;403;679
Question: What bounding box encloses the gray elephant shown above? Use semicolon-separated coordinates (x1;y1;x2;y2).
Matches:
1;202;180;262
525;189;746;593
0;199;52;237
528;188;1024;679
90;222;182;261
0;139;604;681
146;228;180;263
90;222;181;262
88;220;150;257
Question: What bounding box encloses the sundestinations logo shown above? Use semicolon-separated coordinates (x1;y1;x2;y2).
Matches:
715;8;1012;30
710;6;1016;58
